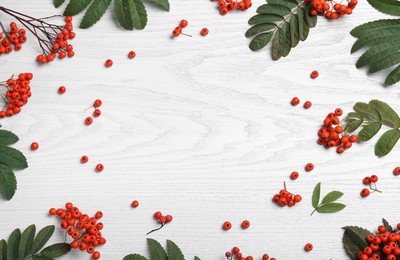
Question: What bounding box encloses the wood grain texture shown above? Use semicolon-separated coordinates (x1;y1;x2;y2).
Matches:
0;0;399;259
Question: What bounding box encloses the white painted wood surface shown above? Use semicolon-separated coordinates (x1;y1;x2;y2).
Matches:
0;1;399;259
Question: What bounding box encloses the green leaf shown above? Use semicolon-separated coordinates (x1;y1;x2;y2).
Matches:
257;4;292;16
53;0;66;8
40;243;71;257
312;182;321;209
0;130;18;145
18;224;36;259
375;129;400;157
279;22;291;57
358;122;382;142
114;0;148;30
271;27;281;60
382;218;393;232
369;52;400;73
369;100;400;128
321;191;344;205
246;23;276;38
346;112;363;121
249;33;274;51
194;257;201;260
351;19;400;37
346;119;363;133
80;0;112;29
7;229;21;260
144;0;169;11
289;14;300;47
123;254;148;260
304;3;317;28
0;239;7;260
32;256;54;260
356;42;400;68
0;145;28;169
147;238;167;260
267;0;298;9
64;0;93;16
351;27;400;53
367;0;400;16
385;64;400;85
342;226;371;259
353;102;381;122
31;226;55;254
297;7;309;41
166;240;185;260
248;14;284;25
0;164;17;200
316;203;346;213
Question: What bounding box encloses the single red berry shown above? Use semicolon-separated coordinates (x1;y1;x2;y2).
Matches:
294;194;302;203
179;20;188;28
241;220;250;229
81;156;89;163
361;188;370;197
336;146;345;154
370;175;378;183
128;51;136;59
201;28;209;36
232;247;240;254
393;167;400;176
85;117;93;125
311;70;319;79
172;29;181;37
363;177;371;185
378;225;386;233
93;109;101;117
223;221;232;230
96;164;104;172
92;251;100;259
335;108;343;116
290;171;299;180
95;211;103;219
225;252;232;258
31;142;39;150
131;200;139;208
304;101;312;109
154;211;162;219
262;254;269;260
305;243;313;252
291;97;300;106
165;215;173;223
58;86;66;94
49;208;57;215
94;99;102;108
305;163;314;172
105;59;113;68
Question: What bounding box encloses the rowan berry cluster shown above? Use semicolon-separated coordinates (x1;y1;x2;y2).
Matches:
0;22;27;55
317;108;358;153
272;182;302;207
307;0;358;19
225;247;275;260
0;72;32;118
217;0;253;15
172;20;192;37
49;203;105;259
361;175;381;197
358;224;400;260
85;99;102;126
146;211;173;235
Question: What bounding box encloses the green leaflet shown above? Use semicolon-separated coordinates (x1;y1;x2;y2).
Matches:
124;254;148;260
351;26;400;53
356;42;400;68
345;112;363;133
114;0;148;30
342;226;371;259
317;203;346;213
385;64;400;85
246;23;276;38
0;164;17;200
375;129;400;156
358;122;382;142
267;0;298;9
18;225;36;259
279;22;292;57
257;4;292;16
367;0;400;16
147;238;167;260
353;102;381;122
125;239;198;259
64;0;93;16
80;0;112;29
0;130;18;145
145;0;170;11
303;3;317;28
321;191;344;204
290;14;300;47
40;243;71;257
369;100;400;128
382;218;393;232
31;226;55;254
248;14;284;25
53;0;66;8
0;145;28;170
311;182;321;209
194;257;201;260
351;19;400;37
7;229;21;260
0;239;7;259
249;32;274;51
167;240;185;260
369;52;400;73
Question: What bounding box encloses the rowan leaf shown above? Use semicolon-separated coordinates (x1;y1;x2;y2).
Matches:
147;238;167;260
31;226;55;254
0;239;6;259
321;191;344;204
356;42;400;68
53;0;66;8
40;243;71;257
316;203;346;213
385;64;400;85
123;254;148;260
246;23;276;38
114;0;148;30
367;0;400;16
369;52;400;73
375;129;400;157
64;0;93;16
7;229;21;260
166;240;185;260
369;100;400;128
358;122;382;142
249;33;274;51
248;14;284;25
289;14;300;47
80;0;112;29
312;182;321;209
257;4;292;16
18;224;36;259
304;3;317;28
0;129;18;145
144;0;169;11
0;145;28;170
353;102;381;122
351;19;400;38
279;21;291;57
0;164;17;200
351;27;400;53
342;226;371;259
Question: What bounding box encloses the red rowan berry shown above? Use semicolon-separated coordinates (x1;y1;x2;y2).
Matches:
349;135;358;143
85;117;93;125
81;156;89;163
31;142;39;150
232;247;240;254
290;171;299;180
363;177;371;185
94;99;102;108
304;243;313;252
201;28;209;36
305;163;314;172
337;146;345;154
49;208;57;215
370;175;378;183
96;164;104;172
377;225;386;233
154;211;162;219
294;194;302;203
262;254;269;260
172;29;181;37
241;220;250;229
393;167;400;176
361;188;370;197
223;221;232;230
128;51;136;59
58;86;66;94
179;20;188;28
225;252;231;258
131;200;139;208
95;211;103;219
71;240;79;249
105;59;113;68
92;251;100;259
311;70;319;79
291;97;300;106
304;101;312;109
165;215;173;223
93;109;101;117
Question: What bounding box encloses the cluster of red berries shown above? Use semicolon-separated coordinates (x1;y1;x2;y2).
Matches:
358;224;400;260
361;175;381;197
0;22;27;55
49;203;105;259
171;20;209;37
36;16;75;64
291;97;312;109
0;72;33;118
317;108;358;154
307;0;358;19
225;247;275;260
393;167;400;176
85;99;102;126
147;211;173;235
217;0;253;15
273;182;302;207
80;156;104;173
290;163;314;180
222;220;250;231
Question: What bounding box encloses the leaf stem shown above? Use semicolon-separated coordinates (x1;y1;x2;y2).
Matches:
146;223;165;235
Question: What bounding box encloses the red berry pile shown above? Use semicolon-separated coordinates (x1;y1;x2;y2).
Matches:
49;203;106;259
317;108;358;153
225;247;275;260
217;0;253;15
272;182;302;207
0;72;33;118
172;20;192;37
307;0;358;19
0;22;27;55
147;211;173;235
358;224;400;260
361;175;381;197
85;99;102;126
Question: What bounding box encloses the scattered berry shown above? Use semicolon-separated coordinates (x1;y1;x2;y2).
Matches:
105;59;113;68
305;163;314;172
81;156;89;163
85;117;93;125
223;221;232;230
290;171;299;180
179;20;188;28
94;99;102;108
201;28;209;36
131;200;139;208
58;86;66;94
394;167;400;176
291;97;300;106
304;243;313;252
96;164;104;172
31;142;39;150
361;188;370;197
93;109;101;117
310;70;319;79
128;51;136;59
241;220;250;229
303;101;312;109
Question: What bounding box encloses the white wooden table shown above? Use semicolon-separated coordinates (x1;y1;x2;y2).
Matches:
0;0;399;259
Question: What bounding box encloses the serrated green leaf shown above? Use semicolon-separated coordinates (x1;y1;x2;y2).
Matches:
271;28;281;60
248;14;284;25
354;102;381;122
249;33;274;51
342;226;371;259
375;129;400;156
297;7;308;41
0;145;28;170
0;130;18;145
147;238;167;260
32;256;53;260
123;254;148;260
321;191;344;205
312;182;321;209
54;0;66;8
358;122;382;142
351;19;400;38
369;100;400;128
144;0;169;11
0;239;7;260
351;27;400;53
18;224;36;259
80;0;112;29
304;3;317;28
290;14;299;47
114;0;148;30
40;243;71;258
385;64;400;85
280;22;291;57
382;218;393;232
316;203;346;213
257;4;292;16
7;229;21;260
166;240;185;260
267;0;298;9
0;164;17;200
246;23;276;38
31;226;55;254
367;0;400;16
356;42;400;68
369;52;400;73
64;0;93;16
